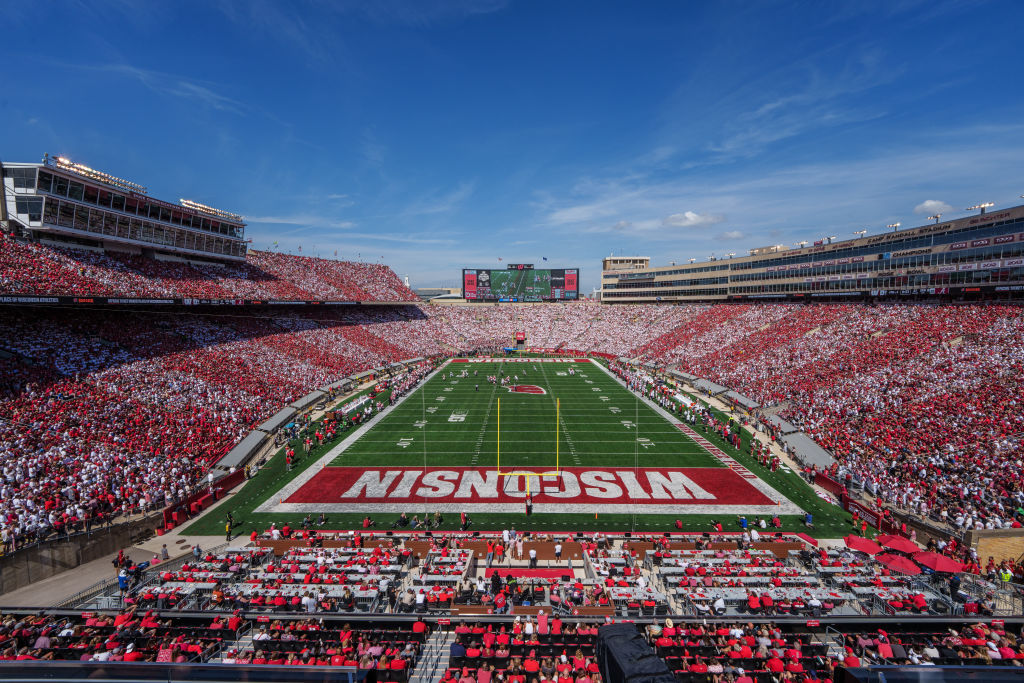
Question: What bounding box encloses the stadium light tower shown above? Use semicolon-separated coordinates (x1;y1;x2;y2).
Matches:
966;202;994;214
887;222;901;232
825;235;837;244
688;258;697;264
727;252;736;259
927;213;942;224
853;230;867;238
795;240;809;248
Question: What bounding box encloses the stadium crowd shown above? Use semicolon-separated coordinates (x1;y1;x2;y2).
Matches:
628;304;1024;537
2;239;1024;573
0;306;437;549
0;234;417;302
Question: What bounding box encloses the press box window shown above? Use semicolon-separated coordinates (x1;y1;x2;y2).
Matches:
6;168;37;189
15;198;43;222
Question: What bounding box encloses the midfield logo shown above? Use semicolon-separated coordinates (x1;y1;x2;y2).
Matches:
504;385;546;395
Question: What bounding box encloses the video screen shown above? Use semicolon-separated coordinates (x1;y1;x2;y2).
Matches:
463;268;578;301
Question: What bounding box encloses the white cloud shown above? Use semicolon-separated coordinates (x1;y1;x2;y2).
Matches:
93;64;246;113
246;214;355;230
913;199;953;215
718;230;746;241
404;181;476;215
662;211;725;228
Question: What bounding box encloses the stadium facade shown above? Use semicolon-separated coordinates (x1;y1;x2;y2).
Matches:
601;205;1024;302
1;154;247;262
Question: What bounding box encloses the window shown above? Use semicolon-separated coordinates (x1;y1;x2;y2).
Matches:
84;185;98;204
15;198;43;222
111;194;125;212
58;202;75;228
8;168;37;189
74;205;89;229
68;181;85;201
37;170;53;193
43;199;58;224
54;176;69;197
89;209;103;232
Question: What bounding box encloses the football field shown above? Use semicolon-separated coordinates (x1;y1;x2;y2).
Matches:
256;359;800;518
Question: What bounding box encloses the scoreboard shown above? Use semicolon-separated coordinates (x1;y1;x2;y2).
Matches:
463;267;579;302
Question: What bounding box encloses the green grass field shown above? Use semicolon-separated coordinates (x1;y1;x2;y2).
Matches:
330;360;720;472
184;358;856;538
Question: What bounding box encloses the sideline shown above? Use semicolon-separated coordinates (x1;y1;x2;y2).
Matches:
253;363;447;514
590;360;802;516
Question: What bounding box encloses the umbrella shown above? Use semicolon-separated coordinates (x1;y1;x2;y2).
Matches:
875;553;922;575
844;535;882;555
876;534;920;554
913;552;964;573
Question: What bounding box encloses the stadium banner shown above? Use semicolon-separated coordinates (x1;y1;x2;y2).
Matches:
274;465;791;514
163;468;246;528
814;473;844;498
842;496;880;528
340;395;371;415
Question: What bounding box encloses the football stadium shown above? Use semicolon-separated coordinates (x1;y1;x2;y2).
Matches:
3;4;1024;683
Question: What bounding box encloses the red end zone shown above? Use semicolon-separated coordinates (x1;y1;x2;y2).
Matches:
285;466;775;509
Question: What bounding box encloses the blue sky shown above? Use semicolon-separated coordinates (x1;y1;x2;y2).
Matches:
3;0;1024;292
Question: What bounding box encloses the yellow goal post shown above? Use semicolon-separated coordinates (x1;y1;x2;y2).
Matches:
496;397;561;495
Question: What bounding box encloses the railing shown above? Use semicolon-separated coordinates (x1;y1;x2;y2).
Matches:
870;594;897;616
410;628;450;683
65;543;236;610
0;509;162;561
56;577;120;609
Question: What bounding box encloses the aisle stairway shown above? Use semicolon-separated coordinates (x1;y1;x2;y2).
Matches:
410;628;453;683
